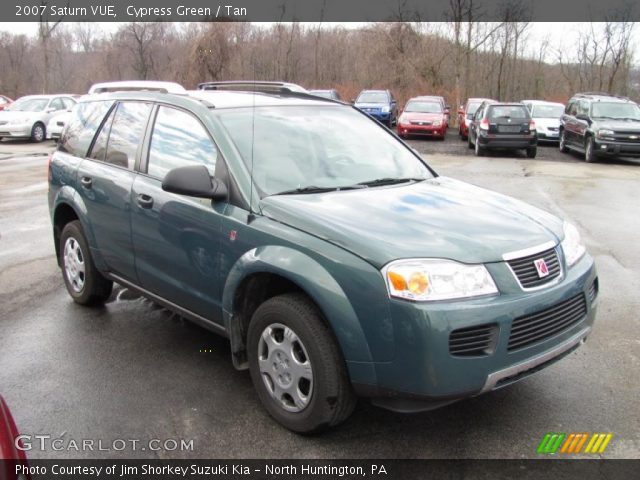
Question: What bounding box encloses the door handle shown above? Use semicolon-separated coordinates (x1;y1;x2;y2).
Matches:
80;176;92;189
137;194;154;209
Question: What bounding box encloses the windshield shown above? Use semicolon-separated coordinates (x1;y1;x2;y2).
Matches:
405;101;442;114
7;98;49;112
532;105;564;118
466;101;482;115
216;105;432;196
356;92;388;104
591;102;640;120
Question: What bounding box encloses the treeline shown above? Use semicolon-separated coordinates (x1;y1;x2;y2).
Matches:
0;20;636;110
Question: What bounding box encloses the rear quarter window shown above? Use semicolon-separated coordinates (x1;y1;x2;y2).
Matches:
58;101;114;158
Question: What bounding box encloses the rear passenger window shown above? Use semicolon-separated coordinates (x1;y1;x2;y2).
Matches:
50;98;64;111
147;106;217;179
58;101;113;158
89;102;151;170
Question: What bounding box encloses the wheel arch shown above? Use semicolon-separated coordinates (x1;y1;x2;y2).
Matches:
222;246;375;377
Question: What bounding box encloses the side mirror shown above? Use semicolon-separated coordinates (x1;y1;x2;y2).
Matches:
162;164;227;200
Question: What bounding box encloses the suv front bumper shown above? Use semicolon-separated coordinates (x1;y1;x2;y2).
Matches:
351;253;597;412
593;138;640;157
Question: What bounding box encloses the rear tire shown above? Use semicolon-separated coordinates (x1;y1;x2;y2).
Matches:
60;220;113;305
585;136;597;163
526;147;537;158
247;293;356;434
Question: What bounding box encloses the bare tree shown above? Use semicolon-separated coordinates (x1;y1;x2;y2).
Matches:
38;1;65;93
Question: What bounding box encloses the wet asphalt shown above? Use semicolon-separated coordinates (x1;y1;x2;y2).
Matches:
0;135;638;459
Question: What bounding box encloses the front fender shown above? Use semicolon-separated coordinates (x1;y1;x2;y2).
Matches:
223;246;379;383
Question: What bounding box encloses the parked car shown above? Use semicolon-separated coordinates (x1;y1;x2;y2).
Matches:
309;89;342;101
0;95;13;111
522;100;564;142
397;96;448;139
49;81;597;433
422;95;451;126
468;101;538;158
0;95;77;142
560;92;640;162
0;396;29;472
353;89;398;126
47;111;72;142
458;97;493;140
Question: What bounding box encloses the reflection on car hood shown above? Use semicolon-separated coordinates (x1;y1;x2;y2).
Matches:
401;112;444;122
261;177;563;268
0;111;37;121
592;119;640;131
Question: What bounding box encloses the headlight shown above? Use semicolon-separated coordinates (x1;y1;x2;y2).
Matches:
383;259;498;302
433;120;442;127
381;106;391;113
597;129;614;138
561;222;586;267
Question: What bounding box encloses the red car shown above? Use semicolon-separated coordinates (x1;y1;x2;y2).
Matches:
397;96;448;140
0;396;29;479
0;96;13;111
458;97;493;140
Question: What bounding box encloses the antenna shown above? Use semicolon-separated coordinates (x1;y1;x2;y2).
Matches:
248;62;256;223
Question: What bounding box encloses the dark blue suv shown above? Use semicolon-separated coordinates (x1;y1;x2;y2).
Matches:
353;90;398;127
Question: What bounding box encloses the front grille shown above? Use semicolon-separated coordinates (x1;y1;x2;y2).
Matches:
449;323;499;357
411;121;432;126
507;247;561;289
611;132;640;143
508;294;587;351
547;127;559;132
0;121;7;126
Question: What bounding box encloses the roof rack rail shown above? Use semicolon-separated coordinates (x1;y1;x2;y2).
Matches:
574;91;631;101
197;81;308;94
88;81;186;95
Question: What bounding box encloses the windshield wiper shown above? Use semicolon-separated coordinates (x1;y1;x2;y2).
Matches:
271;184;366;196
620;117;640;122
357;177;425;187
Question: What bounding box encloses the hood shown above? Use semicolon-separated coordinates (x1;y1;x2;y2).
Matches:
260;177;563;268
592;119;640;132
0;110;36;122
534;117;560;129
400;112;444;122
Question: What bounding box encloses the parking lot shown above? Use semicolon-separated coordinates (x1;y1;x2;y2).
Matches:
1;133;639;459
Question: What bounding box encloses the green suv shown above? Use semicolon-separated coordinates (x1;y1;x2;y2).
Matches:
49;81;598;433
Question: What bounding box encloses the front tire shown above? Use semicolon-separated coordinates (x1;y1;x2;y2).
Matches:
247;293;356;434
559;130;569;153
585;136;597;163
60;220;113;305
30;122;45;143
526;147;537;158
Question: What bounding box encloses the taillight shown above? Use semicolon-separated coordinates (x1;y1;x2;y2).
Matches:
529;120;536;130
480;118;490;130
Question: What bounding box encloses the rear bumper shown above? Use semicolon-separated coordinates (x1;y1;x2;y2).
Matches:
478;133;537;148
537;130;560;141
